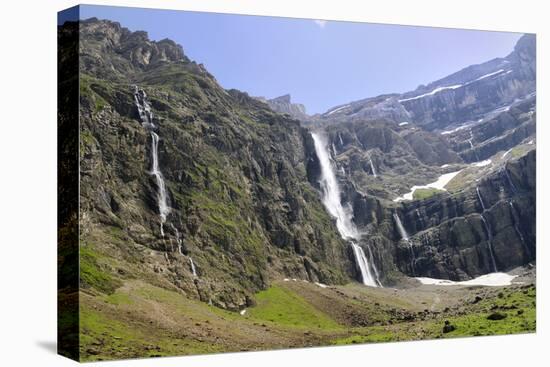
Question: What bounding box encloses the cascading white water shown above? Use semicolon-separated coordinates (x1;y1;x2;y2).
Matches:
476;187;486;211
133;86;155;128
475;186;497;272
503;167;517;194
150;132;170;235
311;132;381;287
369;156;377;177
479;215;498;272
509;201;529;257
393;213;416;275
133;86;170;236
393;213;409;240
467;129;480;161
189;257;198;277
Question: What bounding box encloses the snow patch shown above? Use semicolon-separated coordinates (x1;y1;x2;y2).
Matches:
398;121;409;126
502;149;513;158
326;104;350;116
240;309;247;316
399;84;463;102
440;123;473;135
416;272;518;287
472;69;505;82
393;171;461;202
472;159;492;167
315;282;328;288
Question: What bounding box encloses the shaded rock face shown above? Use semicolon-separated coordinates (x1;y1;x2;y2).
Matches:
78;19;354;310
450;97;536;163
342;151;535;282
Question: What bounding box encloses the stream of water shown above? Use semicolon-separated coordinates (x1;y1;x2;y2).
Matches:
311;132;381;287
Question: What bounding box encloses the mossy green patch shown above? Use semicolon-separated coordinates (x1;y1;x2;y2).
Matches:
413;187;444;200
247;285;342;330
80;245;122;295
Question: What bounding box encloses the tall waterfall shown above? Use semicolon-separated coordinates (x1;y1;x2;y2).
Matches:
476;187;486;211
393;213;416;275
509;201;529;257
480;215;498;272
475;186;497;272
189;257;198;277
369;156;377;178
503;167;517;194
133;86;170;236
311;132;381;287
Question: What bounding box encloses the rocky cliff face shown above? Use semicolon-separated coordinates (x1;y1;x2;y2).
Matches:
305;35;536;284
256;94;309;121
78;19;354;310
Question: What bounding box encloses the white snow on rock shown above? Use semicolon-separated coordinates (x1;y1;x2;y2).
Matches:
472;159;492;167
502;148;513;158
399;84;463;102
400;69;509;104
326;104;350;116
315;282;328;288
398;121;409;126
416;272;518;287
472;69;505;82
440;123;473;135
393;171;461;202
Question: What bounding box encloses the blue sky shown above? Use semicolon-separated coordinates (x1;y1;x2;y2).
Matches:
72;5;522;114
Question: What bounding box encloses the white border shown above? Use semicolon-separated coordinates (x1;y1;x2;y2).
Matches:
0;1;546;366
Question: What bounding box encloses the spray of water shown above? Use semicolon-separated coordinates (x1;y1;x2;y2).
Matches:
133;86;170;236
393;213;416;275
311;132;381;287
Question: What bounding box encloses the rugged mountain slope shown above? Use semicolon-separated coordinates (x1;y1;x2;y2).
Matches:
78;19;355;310
318;34;535;132
301;34;536;283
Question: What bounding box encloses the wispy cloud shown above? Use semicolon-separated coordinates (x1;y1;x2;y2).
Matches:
313;19;328;28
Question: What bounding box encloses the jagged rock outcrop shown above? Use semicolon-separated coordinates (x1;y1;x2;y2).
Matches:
257;94;310;121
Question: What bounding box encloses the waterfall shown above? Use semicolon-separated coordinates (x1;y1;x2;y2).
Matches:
509;201;530;257
150;132;170;235
332;143;338;157
173;225;184;255
189;257;198;277
133;86;170;236
476;187;486;211
338;132;344;146
133;86;155;128
475;185;497;272
503;167;518;194
468;129;479;160
311;132;381;287
393;213;416;275
351;243;382;287
369;156;377;177
479;215;498;272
